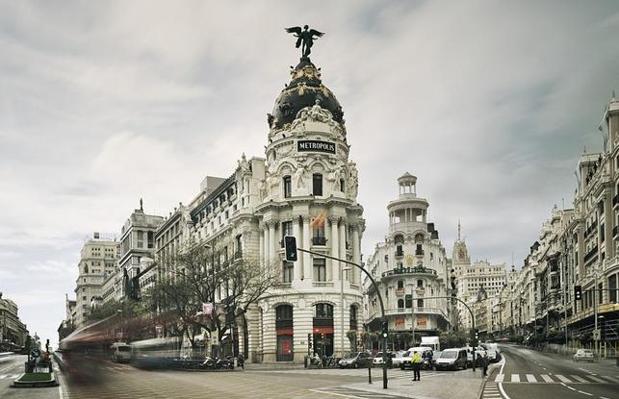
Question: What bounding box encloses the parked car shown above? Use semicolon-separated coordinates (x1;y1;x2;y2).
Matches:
372;352;394;367
430;350;442;369
434;348;468;370
573;349;595;362
481;343;500;363
110;342;132;363
391;350;407;368
400;347;433;370
338;352;372;368
464;346;486;367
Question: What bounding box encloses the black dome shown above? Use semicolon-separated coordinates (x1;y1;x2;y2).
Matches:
268;57;344;129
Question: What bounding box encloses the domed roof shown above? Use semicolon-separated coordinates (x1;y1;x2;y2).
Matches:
268;57;344;130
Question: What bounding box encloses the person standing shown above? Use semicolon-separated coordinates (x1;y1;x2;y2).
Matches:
411;351;422;381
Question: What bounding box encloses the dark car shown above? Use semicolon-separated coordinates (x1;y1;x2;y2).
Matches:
434;348;467;370
338;352;372;368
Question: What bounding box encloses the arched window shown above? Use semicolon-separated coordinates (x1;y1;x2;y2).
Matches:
417;279;424;288
275;304;293;361
283;175;292;198
340;178;345;192
315;303;333;318
276;304;293;321
312;173;323;196
417;299;424;308
414;233;424;243
397;280;404;289
398;299;404;309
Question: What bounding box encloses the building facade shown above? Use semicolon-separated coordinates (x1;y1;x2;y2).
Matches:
0;293;28;350
74;233;118;328
364;173;450;348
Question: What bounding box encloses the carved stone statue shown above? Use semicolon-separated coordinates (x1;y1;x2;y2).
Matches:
347;162;359;199
285;25;325;58
294;163;308;190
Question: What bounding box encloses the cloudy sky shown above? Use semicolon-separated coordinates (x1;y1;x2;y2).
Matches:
1;1;618;345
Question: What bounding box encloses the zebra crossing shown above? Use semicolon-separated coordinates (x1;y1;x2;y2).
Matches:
0;373;21;380
251;367;452;379
496;373;619;384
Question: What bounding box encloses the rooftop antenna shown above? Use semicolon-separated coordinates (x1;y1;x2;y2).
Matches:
457;219;461;241
139;198;143;211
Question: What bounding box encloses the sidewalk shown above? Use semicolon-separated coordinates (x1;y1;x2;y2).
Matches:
244;362;305;370
343;370;486;399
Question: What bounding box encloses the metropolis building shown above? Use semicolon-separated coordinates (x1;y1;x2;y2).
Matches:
364;173;451;348
154;50;365;363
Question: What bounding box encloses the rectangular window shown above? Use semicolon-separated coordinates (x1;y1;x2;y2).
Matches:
283;176;292;198
312;223;326;245
313;258;326;281
312;173;323;196
281;221;293;247
147;231;154;249
283;261;294;283
137;231;144;248
609;274;617;303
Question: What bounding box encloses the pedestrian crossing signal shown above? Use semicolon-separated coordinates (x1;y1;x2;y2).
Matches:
284;236;298;261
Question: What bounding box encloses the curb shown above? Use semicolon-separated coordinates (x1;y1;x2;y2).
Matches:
12;373;59;388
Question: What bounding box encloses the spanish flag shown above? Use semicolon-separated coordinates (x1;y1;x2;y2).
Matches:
310;212;326;228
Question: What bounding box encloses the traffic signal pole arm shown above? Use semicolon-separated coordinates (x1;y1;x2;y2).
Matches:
295;246;390;389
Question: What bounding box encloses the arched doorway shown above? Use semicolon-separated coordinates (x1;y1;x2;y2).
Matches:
275;304;293;361
313;303;334;357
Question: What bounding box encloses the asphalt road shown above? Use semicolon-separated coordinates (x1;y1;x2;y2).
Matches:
0;354;61;399
484;344;619;399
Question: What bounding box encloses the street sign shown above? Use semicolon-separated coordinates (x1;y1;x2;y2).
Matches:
593;329;600;341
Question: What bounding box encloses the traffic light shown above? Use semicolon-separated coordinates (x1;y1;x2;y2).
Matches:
475;329;479;340
574;285;582;301
321;333;325;340
381;320;389;339
284;236;298;261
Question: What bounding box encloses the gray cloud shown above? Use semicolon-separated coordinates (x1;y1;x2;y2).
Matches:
1;0;618;345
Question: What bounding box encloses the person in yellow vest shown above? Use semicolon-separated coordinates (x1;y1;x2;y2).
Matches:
411;351;423;381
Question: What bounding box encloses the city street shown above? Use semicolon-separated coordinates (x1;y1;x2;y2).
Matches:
0;354;59;399
481;345;619;399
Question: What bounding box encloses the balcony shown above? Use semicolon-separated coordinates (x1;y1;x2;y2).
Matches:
382;266;437;278
614;225;618;238
415;249;424;256
396;288;405;296
312;237;327;246
395;250;404;258
584;246;598;263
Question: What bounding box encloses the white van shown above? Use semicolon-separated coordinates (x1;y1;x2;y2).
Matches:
110;342;132;363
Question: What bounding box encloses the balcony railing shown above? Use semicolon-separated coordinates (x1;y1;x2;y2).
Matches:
613;225;618;238
584;246;598;263
395;250;404;258
382;266;437;278
312;237;327;246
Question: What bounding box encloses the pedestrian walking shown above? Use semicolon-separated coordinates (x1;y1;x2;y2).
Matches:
411;351;422;381
481;353;489;377
237;353;244;370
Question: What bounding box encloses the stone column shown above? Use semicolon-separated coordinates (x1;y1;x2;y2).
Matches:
352;226;361;285
302;216;311;280
269;221;277;269
293;217;302;281
326;220;333;281
259;223;264;267
330;216;340;284
339;221;347;283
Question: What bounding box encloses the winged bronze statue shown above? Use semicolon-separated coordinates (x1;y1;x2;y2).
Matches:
285;25;325;58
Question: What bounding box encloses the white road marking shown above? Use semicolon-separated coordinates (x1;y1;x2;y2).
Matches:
570;375;588;383
541;374;554;383
600;375;619;383
495;374;504;382
525;374;537;383
511;374;520;383
555;374;572;383
585;375;606;383
496;348;511;399
576;390;593;396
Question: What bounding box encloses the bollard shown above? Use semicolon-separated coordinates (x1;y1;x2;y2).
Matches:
368;365;372;384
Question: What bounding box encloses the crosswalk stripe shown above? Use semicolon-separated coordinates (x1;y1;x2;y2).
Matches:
526;374;537;383
600;375;619;383
555;375;572;383
511;374;520;382
0;374;6;379
540;374;554;383
570;375;588;383
586;375;606;383
494;374;504;382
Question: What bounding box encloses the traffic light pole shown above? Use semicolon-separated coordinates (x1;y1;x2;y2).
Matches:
296;247;390;389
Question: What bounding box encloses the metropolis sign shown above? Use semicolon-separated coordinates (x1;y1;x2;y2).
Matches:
297;140;336;154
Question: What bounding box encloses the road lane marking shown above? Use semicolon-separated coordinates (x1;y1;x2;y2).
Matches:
585;375;606;383
555;374;572;383
494;374;504;382
570;375;588;383
599;375;619;383
525;374;537;383
576;390;593;396
540;374;554;383
510;374;520;383
496;347;511;399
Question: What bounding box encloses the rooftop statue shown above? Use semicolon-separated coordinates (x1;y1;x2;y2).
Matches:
285;25;324;58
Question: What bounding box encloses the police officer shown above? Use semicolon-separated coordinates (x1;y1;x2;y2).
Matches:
411;351;422;381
